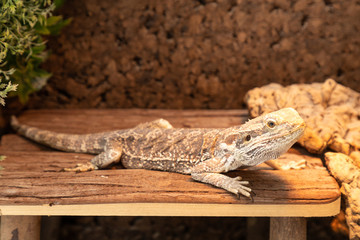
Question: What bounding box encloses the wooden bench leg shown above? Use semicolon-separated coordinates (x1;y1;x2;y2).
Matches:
0;216;41;240
270;217;306;240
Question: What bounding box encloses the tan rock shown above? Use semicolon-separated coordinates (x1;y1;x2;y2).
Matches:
245;79;360;155
325;152;360;239
246;80;360;239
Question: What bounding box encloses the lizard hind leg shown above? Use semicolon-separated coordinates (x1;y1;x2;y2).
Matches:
63;140;123;172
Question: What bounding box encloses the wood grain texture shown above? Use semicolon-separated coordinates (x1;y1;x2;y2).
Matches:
0;216;41;240
0;154;339;205
270;217;306;240
0;109;340;215
11;109;248;133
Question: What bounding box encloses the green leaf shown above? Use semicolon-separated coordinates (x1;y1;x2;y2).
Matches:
54;0;66;9
4;81;18;92
46;16;63;26
0;81;17;105
46;18;71;35
35;25;51;35
16;78;32;104
30;43;46;55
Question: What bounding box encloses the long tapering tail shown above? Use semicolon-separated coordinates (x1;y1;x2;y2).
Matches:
10;116;109;154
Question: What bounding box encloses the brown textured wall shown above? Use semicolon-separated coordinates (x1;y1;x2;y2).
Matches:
29;0;360;109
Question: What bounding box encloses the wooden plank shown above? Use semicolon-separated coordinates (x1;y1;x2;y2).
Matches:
270;217;306;240
0;216;41;240
0;151;339;205
0;199;340;217
1;134;53;152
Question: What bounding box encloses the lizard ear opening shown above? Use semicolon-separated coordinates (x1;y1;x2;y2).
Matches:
245;134;251;142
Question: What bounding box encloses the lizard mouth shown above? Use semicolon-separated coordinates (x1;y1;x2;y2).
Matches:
267;123;305;153
279;122;306;139
291;122;306;136
266;125;305;161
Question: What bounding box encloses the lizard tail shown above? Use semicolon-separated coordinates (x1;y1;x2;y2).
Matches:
10;115;20;131
10;116;107;154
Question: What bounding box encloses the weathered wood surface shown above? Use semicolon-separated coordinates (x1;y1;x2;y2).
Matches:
7;108;247;133
0;109;340;210
0;154;338;205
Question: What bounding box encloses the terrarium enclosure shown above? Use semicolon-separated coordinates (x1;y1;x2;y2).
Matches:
1;1;360;240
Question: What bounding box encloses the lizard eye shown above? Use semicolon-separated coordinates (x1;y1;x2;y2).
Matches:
245;135;251;142
267;120;276;128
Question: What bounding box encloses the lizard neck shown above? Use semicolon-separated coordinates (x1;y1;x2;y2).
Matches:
211;128;247;171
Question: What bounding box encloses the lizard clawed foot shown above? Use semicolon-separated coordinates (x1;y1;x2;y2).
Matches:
63;162;97;172
242;190;257;202
226;176;253;199
191;172;254;199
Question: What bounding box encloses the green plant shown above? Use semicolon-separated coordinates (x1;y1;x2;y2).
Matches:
0;0;70;105
0;67;17;105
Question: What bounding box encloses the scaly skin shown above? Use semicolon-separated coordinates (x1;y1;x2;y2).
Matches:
11;108;305;198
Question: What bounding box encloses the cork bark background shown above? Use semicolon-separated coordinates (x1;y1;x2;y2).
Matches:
28;0;360;109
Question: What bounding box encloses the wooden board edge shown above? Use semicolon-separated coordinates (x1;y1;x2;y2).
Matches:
0;197;340;217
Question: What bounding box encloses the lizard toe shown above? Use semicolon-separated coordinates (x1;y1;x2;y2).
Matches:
227;177;252;198
63;162;96;172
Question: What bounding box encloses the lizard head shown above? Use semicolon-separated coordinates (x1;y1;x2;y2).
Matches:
222;108;306;167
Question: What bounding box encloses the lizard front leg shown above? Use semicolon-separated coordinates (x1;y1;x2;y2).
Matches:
190;158;252;198
64;140;122;172
192;173;252;198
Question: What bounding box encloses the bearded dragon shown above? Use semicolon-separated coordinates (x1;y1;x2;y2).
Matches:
11;108;305;198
